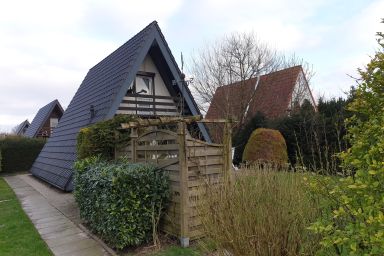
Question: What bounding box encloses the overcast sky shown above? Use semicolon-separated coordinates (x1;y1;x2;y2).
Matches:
1;0;383;132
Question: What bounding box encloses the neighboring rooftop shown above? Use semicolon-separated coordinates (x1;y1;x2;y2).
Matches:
25;99;64;138
205;65;316;142
14;119;30;136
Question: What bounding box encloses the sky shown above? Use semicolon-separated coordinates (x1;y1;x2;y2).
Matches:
0;0;383;132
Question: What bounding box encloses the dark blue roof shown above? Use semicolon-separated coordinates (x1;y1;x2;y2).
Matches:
25;99;63;138
30;21;211;191
14;119;30;135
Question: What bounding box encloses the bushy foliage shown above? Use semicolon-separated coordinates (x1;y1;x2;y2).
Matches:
271;98;351;174
74;156;169;249
242;128;288;165
232;113;266;165
309;28;384;254
77;115;136;160
199;167;322;255
0;136;45;173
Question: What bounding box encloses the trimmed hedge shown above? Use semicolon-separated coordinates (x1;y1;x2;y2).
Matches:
0;136;45;173
77;115;136;160
243;128;288;165
74;157;170;249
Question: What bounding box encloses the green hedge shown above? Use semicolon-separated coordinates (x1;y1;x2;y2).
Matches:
77;115;136;160
0;136;45;173
74;157;170;249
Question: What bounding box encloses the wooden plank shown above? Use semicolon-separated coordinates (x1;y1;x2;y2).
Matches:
125;93;181;100
188;157;223;167
136;144;179;151
186;139;223;148
118;106;178;113
187;148;223;157
121;99;177;107
120;115;203;129
178;122;189;239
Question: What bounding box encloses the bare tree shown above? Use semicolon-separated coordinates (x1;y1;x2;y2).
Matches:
189;32;315;120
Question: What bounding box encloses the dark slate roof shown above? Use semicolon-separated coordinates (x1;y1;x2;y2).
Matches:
25;99;64;138
14;119;30;135
30;21;211;191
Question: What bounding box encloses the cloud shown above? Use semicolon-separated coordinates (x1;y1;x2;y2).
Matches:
0;0;383;132
0;0;182;131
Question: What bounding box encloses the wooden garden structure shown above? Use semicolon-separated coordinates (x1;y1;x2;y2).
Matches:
117;116;233;247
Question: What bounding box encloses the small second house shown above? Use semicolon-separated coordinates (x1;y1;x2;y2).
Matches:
205;66;316;142
24;99;64;138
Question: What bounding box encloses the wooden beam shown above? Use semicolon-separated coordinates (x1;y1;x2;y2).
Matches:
120;116;239;129
120;115;203;129
177;121;189;246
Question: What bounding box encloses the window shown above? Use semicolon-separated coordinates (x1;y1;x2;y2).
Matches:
50;118;59;128
127;72;155;95
136;75;153;95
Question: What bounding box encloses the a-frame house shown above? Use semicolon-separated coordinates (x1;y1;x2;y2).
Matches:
30;21;211;191
25;99;64;138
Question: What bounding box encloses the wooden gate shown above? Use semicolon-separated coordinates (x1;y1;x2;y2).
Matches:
116;120;232;245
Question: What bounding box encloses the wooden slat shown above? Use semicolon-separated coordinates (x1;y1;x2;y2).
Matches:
136;144;179;151
118;106;178;113
125;93;181;101
188;157;223;167
187;148;223;157
122;99;177;106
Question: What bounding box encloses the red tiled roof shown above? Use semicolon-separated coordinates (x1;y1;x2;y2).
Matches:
206;65;303;121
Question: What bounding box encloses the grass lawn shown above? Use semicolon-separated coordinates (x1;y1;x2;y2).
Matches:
151;245;201;256
0;177;52;256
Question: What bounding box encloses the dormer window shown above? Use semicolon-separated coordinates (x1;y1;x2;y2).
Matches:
127;71;155;95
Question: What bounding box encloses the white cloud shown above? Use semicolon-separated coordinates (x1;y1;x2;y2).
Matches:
0;0;182;132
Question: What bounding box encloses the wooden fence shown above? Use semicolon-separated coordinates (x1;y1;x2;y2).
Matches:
116;120;232;246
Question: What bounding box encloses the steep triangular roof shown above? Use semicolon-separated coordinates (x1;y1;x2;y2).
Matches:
206;66;310;120
14;119;30;136
30;21;210;191
206;66;316;142
25;99;64;138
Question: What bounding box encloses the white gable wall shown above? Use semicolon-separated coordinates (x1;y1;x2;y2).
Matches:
290;71;316;110
116;54;179;116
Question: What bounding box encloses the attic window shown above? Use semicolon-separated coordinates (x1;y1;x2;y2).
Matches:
127;71;155;95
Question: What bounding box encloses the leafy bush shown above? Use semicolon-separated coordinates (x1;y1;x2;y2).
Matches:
74;156;170;249
308;27;384;254
199;167;322;255
0;136;45;173
242;128;288;165
232;113;266;165
77;115;136;160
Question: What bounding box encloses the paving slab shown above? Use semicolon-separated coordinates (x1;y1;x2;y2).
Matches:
4;175;110;256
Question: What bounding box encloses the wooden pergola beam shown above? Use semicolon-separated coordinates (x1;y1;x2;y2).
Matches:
120;116;236;129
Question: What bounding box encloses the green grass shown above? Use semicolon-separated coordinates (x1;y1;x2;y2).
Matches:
151;245;201;256
0;178;52;256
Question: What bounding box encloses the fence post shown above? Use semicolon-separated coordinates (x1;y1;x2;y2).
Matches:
177;121;189;247
130;128;138;162
223;121;233;184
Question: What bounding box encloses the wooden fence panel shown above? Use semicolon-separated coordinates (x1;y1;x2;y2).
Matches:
116;122;230;243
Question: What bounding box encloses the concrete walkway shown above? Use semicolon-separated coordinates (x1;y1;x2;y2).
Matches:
4;174;111;256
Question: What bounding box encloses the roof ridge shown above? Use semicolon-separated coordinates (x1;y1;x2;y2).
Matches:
260;65;302;78
90;21;158;72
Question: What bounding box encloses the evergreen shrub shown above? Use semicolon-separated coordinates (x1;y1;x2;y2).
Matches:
74;156;169;249
242;128;288;165
0;136;45;173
